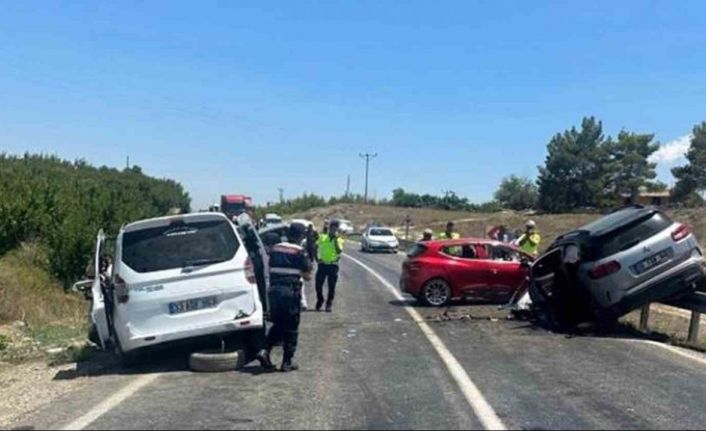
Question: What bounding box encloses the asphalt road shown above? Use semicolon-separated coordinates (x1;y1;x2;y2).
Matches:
12;243;706;430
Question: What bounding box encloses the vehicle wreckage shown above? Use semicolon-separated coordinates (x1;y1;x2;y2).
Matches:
508;206;706;330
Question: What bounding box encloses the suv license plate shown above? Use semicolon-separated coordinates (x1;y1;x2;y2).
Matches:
633;249;672;275
169;296;218;315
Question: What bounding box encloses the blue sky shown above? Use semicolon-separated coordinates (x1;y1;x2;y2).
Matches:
1;1;705;210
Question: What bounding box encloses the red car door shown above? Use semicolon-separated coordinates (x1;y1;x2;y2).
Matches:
440;243;491;299
485;245;529;301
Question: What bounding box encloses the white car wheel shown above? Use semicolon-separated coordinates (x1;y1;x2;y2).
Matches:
189;349;246;373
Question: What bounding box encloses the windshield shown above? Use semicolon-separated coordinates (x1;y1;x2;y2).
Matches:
122;219;240;273
370;229;393;236
222;202;246;215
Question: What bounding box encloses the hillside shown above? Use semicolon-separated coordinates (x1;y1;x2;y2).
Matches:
0;154;191;285
293;204;706;251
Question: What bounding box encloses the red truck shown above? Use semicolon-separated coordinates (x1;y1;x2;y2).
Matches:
220;195;254;220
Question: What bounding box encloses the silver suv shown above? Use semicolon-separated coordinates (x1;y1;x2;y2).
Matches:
529;206;705;327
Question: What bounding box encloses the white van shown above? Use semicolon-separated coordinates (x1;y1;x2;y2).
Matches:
85;212;267;364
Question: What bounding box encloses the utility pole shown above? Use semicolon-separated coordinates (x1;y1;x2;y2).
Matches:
345;174;351;198
359;153;378;204
126;156;130;170
277;188;284;204
404;215;412;240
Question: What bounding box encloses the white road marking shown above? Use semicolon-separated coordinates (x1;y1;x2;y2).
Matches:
61;374;160;430
343;253;507;431
623;339;706;368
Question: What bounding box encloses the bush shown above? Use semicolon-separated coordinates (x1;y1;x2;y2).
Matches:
0;154;191;287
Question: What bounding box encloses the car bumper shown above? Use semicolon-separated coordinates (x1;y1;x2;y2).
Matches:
366;243;398;251
117;309;264;353
607;257;705;316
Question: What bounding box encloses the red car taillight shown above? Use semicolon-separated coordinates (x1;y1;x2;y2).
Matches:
589;261;622;279
403;260;421;274
244;256;257;284
114;275;130;304
672;224;692;242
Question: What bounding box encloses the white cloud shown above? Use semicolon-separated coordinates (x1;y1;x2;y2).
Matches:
649;134;692;164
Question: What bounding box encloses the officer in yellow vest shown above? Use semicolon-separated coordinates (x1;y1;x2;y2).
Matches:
438;221;461;240
517;220;541;257
315;220;345;312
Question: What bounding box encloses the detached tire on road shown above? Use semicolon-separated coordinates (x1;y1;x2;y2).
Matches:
189;349;245;373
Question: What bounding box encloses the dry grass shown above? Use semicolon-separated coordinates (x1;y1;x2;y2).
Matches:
0;243;84;328
294;203;705;251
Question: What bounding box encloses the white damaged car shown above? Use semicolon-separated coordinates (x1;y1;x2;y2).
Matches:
80;212;268;365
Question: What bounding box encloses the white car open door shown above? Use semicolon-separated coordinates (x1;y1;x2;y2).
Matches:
237;213;270;313
90;229;111;349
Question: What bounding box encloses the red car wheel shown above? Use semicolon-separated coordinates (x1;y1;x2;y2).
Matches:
420;278;452;307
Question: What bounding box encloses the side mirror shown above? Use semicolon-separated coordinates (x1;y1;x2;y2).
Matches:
72;279;94;299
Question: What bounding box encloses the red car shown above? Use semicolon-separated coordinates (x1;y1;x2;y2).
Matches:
400;238;534;306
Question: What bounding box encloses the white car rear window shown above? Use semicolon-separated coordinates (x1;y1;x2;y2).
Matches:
122;219;239;273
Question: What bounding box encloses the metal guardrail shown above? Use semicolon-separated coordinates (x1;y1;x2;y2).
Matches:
640;291;706;344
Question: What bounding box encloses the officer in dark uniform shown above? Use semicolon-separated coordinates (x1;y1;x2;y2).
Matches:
258;223;313;372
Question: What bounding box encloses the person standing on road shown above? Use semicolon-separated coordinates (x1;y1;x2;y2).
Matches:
438;221;460;240
421;228;433;241
488;224;509;242
298;223;319;311
258;223;313;372
517;220;541;257
315;220;345;312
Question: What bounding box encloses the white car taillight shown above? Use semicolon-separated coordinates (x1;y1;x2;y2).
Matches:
244;256;257;284
115;275;129;304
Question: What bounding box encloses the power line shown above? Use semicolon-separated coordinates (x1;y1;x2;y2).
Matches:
359;153;378;204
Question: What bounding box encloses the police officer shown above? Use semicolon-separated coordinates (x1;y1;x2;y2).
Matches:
258;223;313;372
315;219;345;312
438;221;461;240
517;220;541;257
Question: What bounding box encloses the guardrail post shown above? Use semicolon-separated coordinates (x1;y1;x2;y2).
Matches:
639;304;651;332
688;312;701;344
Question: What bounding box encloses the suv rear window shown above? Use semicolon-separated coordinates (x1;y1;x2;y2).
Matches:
122;219;240;273
597;212;673;259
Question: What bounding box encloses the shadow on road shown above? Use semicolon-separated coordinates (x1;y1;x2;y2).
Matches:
52;337;262;381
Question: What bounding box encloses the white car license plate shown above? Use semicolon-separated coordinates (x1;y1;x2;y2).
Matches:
168;296;218;315
633;249;672;275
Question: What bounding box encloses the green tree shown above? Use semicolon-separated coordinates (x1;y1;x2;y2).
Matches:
0;154;190;286
494;176;539;210
608;131;659;203
673;122;706;205
537;117;613;212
